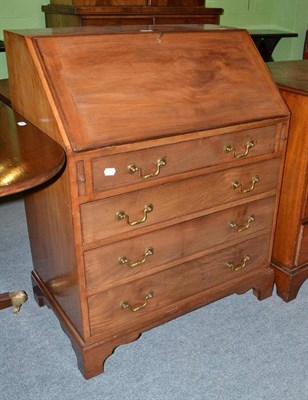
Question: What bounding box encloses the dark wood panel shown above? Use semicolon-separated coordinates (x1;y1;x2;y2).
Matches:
42;2;223;27
267;60;308;95
0;79;11;107
49;1;205;5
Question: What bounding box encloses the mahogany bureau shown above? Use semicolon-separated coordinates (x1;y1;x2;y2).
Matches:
268;60;308;301
4;25;289;379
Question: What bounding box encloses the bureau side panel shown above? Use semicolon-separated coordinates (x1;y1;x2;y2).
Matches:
24;167;84;337
3;31;70;150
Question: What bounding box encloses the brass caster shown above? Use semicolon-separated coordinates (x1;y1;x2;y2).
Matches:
9;291;28;314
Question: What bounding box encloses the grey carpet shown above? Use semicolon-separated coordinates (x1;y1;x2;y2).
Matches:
0;197;307;400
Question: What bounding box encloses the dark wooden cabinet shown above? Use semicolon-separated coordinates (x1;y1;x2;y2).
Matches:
268;60;308;301
42;0;223;27
4;25;288;379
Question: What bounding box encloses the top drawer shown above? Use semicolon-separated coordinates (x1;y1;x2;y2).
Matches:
91;125;278;193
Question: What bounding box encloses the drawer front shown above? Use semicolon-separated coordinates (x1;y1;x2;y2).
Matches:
296;224;308;266
88;234;271;336
81;158;280;244
92;125;277;193
84;197;276;295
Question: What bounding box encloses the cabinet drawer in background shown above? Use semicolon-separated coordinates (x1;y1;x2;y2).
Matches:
296;224;308;266
81;158;280;244
84;196;276;295
88;234;271;336
91;125;278;193
84;18;154;26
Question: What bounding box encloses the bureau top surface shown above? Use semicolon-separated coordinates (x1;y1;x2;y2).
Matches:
5;26;289;152
267;60;308;95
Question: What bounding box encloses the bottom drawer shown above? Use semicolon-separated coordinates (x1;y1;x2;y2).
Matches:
296;225;308;266
88;234;271;336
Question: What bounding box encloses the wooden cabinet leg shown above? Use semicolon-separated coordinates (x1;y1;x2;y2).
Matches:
272;261;308;302
252;269;274;300
32;275;46;307
70;332;142;379
253;282;274;301
234;269;274;301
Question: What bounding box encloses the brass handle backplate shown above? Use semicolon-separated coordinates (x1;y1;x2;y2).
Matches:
229;215;255;232
128;157;166;180
225;255;250;272
224;140;255;159
119;247;154;269
115;203;153;226
121;291;154;312
232;175;260;193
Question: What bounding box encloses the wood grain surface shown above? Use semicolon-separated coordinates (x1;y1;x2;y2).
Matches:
0;101;65;197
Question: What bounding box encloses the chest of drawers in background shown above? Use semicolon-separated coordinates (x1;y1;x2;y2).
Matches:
268;60;308;302
41;0;223;28
4;25;289;379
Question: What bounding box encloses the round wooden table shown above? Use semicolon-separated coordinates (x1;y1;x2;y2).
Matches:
0;100;65;312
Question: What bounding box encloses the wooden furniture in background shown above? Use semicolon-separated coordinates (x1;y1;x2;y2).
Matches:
0;42;11;107
0;79;11;107
42;0;223;27
41;3;299;64
4;25;289;378
304;30;308;59
249;29;298;62
268;60;308;301
0;100;65;312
